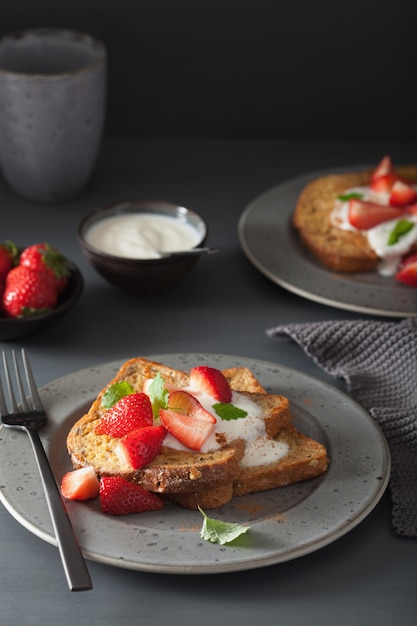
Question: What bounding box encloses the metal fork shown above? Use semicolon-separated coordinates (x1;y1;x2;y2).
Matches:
0;349;92;591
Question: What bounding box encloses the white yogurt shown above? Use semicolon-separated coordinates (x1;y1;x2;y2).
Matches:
240;436;289;468
330;186;417;275
85;213;202;259
162;390;289;467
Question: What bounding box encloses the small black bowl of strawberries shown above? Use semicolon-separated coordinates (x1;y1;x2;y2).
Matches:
0;241;83;341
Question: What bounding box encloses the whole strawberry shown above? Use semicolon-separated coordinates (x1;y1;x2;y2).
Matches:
0;240;18;283
20;242;70;294
95;393;154;437
2;265;58;318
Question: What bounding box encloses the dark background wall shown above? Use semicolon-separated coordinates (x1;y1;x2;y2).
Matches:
1;0;416;140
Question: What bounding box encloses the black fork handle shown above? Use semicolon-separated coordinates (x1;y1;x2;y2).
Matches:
27;427;92;591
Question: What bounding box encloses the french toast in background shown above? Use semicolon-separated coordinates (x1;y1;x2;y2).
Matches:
293;159;417;273
66;358;329;509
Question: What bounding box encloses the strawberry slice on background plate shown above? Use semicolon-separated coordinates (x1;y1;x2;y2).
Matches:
370;172;404;194
389;180;417;207
406;203;417;216
396;252;417;287
371;155;394;182
348;199;404;230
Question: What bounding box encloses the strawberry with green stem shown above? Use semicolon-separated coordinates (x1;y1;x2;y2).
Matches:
20;242;70;294
2;265;58;318
0;240;18;283
95;392;154;437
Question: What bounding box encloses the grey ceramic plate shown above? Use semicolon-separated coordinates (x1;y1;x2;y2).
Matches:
0;353;390;574
238;167;417;317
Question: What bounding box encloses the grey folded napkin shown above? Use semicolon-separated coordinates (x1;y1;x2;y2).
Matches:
266;318;417;538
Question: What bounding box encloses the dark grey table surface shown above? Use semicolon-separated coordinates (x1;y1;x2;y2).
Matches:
0;137;416;626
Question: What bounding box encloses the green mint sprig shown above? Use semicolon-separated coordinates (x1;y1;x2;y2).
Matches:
147;372;169;418
198;507;250;545
101;381;134;409
387;220;414;245
337;192;364;201
212;402;248;421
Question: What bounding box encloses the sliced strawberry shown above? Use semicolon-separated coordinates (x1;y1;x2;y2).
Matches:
370;172;402;194
159;390;216;448
406;203;417;216
389;180;417;207
167;390;216;423
99;476;164;515
395;253;417;287
371;155;394;182
348;199;404;230
115;425;166;469
95;393;153;437
61;466;100;501
160;408;215;450
189;366;232;402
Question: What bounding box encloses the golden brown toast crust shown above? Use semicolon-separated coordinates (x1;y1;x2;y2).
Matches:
293;165;417;272
172;424;329;509
166;482;234;510
233;424;328;496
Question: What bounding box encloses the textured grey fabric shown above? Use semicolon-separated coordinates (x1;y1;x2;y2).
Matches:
267;318;417;537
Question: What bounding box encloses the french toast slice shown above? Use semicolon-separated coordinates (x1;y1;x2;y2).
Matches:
233;424;328;496
293;165;417;273
66;358;292;504
169;425;328;509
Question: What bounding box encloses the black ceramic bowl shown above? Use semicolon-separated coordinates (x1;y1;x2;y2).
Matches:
78;200;208;295
0;262;83;341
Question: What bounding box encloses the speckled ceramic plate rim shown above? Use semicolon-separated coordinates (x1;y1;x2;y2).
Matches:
238;166;417;317
0;353;390;574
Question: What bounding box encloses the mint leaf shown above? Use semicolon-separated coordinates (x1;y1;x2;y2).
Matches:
101;381;134;409
147;373;169;418
387;220;414;245
337;192;364;201
198;507;250;545
212;402;248;421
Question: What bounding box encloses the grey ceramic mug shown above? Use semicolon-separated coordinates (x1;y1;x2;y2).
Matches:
0;28;106;203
